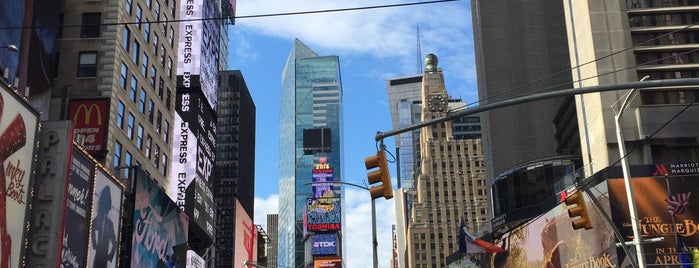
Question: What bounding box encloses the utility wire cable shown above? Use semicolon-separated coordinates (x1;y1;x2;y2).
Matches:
0;0;460;30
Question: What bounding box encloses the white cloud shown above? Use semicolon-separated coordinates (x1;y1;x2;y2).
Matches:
233;0;477;96
254;189;396;267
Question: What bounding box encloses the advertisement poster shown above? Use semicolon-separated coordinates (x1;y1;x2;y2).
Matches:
313;257;342;268
312;168;334;199
87;168;123;268
608;172;699;266
60;149;95;268
311;234;338;256
68;98;109;155
233;199;257;268
185;177;215;239
131;174;189;267
491;189;616;267
169;113;197;210
306;198;341;232
187;250;205;268
0;86;38;268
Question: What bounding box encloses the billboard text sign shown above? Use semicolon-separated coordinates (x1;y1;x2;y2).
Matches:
68;98;109;155
306;198;341;232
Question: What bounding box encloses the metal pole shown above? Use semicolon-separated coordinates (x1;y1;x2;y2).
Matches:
614;76;649;267
372;199;379;268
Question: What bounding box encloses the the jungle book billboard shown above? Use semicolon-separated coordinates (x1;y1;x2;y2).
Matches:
608;165;699;267
490;163;699;267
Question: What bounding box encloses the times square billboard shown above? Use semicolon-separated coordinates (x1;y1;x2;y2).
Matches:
177;0;220;111
170;91;215;211
490;163;699;267
0;84;38;268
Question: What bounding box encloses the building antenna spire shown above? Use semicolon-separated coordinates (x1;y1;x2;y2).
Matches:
416;24;422;73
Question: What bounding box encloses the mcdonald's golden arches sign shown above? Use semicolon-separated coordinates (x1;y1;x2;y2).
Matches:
68;98;109;155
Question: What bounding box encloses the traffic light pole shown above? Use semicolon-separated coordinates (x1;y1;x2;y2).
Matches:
374;78;699;141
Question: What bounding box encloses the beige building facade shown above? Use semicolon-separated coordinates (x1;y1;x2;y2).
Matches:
407;55;490;267
564;0;699;175
51;0;179;185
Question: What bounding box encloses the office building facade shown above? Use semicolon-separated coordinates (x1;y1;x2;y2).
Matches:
407;55;490;267
215;70;256;267
564;1;699;173
267;214;279;268
278;39;344;267
471;0;579;183
50;0;179;186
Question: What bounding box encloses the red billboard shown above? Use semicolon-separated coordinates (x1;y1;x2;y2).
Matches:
68;98;109;155
233;199;257;268
0;85;38;268
314;256;342;268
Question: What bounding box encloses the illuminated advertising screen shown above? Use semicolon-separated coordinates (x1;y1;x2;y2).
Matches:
86;168;123;268
175;91;215;182
312;168;334;199
25;121;72;267
0;85;38;268
608;165;699;267
306;198;341;232
311;234;338;256
185;177;215;241
60;149;95;268
314;257;342;268
169;113;197;210
233;199;257;268
131;173;189;267
177;0;219;110
68;98;109;155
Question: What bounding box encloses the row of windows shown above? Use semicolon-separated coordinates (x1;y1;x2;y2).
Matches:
115;100;170;176
113;140;169;178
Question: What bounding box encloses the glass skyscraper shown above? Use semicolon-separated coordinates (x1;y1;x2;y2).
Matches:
278;39;344;268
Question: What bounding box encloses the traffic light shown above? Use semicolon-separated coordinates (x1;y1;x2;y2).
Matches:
565;191;592;230
365;149;393;200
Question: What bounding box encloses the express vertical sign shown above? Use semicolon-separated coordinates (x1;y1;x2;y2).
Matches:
68;98;109;156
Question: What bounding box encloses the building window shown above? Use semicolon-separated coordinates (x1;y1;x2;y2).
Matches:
77;52;97;77
161;15;167;34
147;0;152;9
113;142;122;167
165;90;171;110
145;135;152;158
120;63;128;89
144;19;151;42
161;154;168;176
116;101;125;128
154;1;161;21
136;5;142;29
148;99;154;123
167;57;172;77
168;27;174;47
150;65;156;86
152;34;158;54
137;124;144;149
125;0;132;14
163;120;169;142
139;88;146;113
122;26;130;51
125;151;133;177
158;78;164;99
132;41;140;64
81;13;101;38
141;54;148;76
170;1;175;16
127;113;135;139
156;110;162;134
130;76;137;102
153;144;160;168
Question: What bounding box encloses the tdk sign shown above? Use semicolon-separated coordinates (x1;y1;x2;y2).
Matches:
313;241;335;248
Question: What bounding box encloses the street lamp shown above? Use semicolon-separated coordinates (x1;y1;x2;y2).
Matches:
304;181;379;268
612;75;649;267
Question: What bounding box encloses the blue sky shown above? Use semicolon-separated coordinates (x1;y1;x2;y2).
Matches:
227;1;476;266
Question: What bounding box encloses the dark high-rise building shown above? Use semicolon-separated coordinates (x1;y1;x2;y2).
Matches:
267;214;279;268
214;70;256;267
471;0;578;181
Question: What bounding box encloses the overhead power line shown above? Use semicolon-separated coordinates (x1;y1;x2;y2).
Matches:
0;0;460;30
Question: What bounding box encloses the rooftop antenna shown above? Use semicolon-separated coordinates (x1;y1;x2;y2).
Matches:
416;24;422;73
